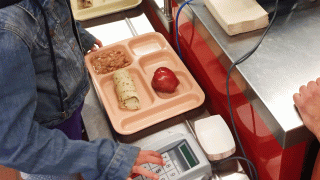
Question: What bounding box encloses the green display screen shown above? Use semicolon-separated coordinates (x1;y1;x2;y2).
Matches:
180;144;197;168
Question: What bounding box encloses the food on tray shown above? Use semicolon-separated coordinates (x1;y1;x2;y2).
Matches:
113;68;140;110
90;50;131;75
80;0;93;8
151;67;180;93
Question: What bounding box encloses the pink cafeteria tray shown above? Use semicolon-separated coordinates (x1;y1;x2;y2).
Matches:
85;32;205;135
71;0;142;21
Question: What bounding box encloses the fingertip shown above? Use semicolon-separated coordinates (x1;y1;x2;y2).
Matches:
316;77;320;85
299;85;308;93
162;160;166;165
307;81;317;90
293;93;300;99
153;174;159;180
293;93;302;106
149;150;162;157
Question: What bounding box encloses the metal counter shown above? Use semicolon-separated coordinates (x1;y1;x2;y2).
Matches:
174;0;320;149
79;4;249;180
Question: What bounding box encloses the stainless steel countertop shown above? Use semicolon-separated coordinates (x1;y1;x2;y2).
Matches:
79;4;249;179
176;0;320;149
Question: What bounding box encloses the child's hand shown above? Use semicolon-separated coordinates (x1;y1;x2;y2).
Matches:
127;150;166;180
90;39;103;52
293;77;320;141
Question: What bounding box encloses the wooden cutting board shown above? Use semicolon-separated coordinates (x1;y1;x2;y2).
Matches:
204;0;269;36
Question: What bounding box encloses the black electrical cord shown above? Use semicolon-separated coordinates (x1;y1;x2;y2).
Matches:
225;0;279;179
218;156;259;177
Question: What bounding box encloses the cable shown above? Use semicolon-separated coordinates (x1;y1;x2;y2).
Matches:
175;0;194;60
226;1;278;179
217;156;259;179
175;0;279;179
211;156;258;179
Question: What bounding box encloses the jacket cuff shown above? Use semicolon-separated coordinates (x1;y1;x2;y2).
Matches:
80;32;96;53
107;143;140;179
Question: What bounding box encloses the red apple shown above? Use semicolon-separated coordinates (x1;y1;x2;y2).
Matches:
151;67;180;93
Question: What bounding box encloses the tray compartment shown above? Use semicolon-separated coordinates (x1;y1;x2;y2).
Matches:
154;71;194;99
120;93;202;132
99;68;155;117
128;34;167;56
97;74;116;115
88;44;134;76
138;51;179;76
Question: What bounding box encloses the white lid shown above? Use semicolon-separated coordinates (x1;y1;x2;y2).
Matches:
195;115;236;161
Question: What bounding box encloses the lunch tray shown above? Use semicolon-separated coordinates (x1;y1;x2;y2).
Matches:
85;32;205;135
71;0;142;21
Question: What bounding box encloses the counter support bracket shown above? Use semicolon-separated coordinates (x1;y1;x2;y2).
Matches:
147;0;173;34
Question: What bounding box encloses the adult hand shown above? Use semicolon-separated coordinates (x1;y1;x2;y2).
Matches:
90;39;103;52
293;77;320;141
126;150;166;180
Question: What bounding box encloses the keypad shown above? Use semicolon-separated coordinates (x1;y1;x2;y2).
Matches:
132;152;182;180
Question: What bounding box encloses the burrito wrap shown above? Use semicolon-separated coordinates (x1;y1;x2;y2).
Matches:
81;0;93;8
113;69;140;110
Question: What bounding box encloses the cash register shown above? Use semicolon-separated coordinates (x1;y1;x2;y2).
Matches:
131;115;237;180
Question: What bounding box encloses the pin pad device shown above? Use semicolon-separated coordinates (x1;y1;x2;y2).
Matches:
131;133;212;180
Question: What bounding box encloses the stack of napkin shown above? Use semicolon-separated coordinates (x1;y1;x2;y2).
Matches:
204;0;269;36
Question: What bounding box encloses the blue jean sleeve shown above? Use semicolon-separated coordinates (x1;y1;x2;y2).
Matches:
0;30;139;179
75;20;96;52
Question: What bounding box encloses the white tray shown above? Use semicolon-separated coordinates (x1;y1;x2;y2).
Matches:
71;0;142;21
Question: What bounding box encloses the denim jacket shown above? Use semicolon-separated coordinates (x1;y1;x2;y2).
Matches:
0;0;139;179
